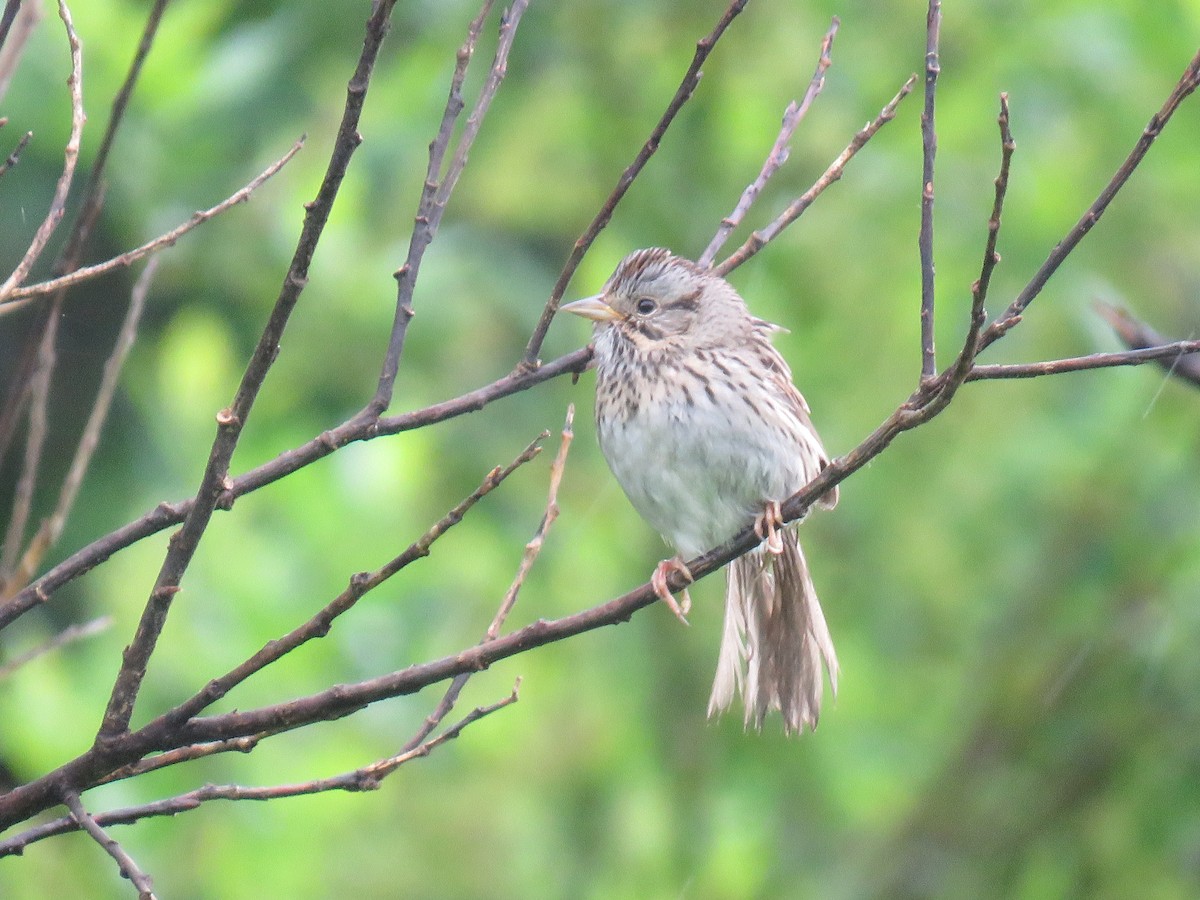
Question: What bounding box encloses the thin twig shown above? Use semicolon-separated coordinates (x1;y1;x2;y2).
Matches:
2;262;158;596
0;0;169;482
715;73;917;276
0;0;22;57
371;0;529;413
918;0;941;382
0;615;112;680
488;404;574;638
2;688;519;856
63;792;157;900
0;0;84;301
97;735;267;785
0;305;57;578
95;0;400;741
945;93;1014;386
967;341;1200;381
0;0;42;101
1;142;303;310
401;409;573;752
0;347;591;631
1096;301;1200;388
0;128;31;178
165;433;545;723
522;0;751;367
979;47;1200;351
698;17;839;268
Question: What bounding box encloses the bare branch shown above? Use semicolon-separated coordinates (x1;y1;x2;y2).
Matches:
63;792;157;900
715;73;916;276
1;262;157;597
917;0;942;382
96;0;400;741
698;17;839;268
0;0;43;102
164;432;546;724
402;410;573;751
1095;302;1200;389
0;615;111;680
0;347;590;630
0;306;57;578
1;142;303;310
488;404;574;638
2;687;519;856
944;92;1015;387
0;0;84;301
979;47;1200;351
0;128;31;179
967;341;1200;381
522;0;752;367
371;0;530;414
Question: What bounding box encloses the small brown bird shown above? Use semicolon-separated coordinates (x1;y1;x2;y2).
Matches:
561;248;839;733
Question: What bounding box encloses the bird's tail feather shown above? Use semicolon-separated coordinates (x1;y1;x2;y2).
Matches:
707;528;838;734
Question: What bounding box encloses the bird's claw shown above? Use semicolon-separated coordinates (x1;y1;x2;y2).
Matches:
754;500;785;555
652;557;693;625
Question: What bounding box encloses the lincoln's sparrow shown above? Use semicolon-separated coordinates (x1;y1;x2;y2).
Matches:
562;248;839;733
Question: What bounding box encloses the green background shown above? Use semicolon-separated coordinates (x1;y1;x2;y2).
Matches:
1;0;1199;897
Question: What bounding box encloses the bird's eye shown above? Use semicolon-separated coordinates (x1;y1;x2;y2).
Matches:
635;297;657;315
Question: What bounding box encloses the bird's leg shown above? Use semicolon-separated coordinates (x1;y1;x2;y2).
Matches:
651;556;693;625
753;500;785;555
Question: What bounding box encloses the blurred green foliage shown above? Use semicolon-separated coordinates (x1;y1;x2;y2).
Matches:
1;0;1199;897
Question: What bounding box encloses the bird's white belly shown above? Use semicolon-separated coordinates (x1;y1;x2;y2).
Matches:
598;391;804;559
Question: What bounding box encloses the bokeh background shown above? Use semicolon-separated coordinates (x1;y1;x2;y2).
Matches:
1;0;1199;897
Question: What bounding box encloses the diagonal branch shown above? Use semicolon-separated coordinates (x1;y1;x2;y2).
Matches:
1095;302;1200;389
978;47;1200;351
521;0;751;367
63;792;157;899
2;688;519;855
1;141;303;311
715;73;916;276
0;347;592;630
95;0;400;741
942;92;1015;389
698;17;839;268
371;0;530;414
164;432;546;724
1;263;158;595
0;0;83;301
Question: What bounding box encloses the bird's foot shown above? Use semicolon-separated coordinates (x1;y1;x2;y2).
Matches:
651;557;693;625
754;500;785;555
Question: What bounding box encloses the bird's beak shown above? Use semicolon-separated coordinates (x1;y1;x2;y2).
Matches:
560;294;621;323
